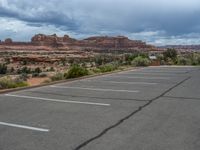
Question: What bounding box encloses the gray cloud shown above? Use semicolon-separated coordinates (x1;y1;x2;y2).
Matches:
0;0;200;45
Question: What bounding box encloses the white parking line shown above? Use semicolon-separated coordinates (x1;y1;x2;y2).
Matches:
85;80;157;85
119;73;182;76
50;85;139;93
0;121;49;132
111;76;170;80
5;94;110;106
135;71;187;73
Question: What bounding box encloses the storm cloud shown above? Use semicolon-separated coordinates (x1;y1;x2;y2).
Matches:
0;0;200;45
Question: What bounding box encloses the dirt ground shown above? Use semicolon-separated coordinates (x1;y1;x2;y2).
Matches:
27;77;49;86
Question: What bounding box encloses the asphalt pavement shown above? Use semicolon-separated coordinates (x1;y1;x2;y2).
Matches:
0;66;199;150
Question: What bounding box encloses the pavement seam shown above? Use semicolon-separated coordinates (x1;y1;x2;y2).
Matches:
73;76;191;150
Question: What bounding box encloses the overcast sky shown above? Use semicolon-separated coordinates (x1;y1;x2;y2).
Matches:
0;0;200;45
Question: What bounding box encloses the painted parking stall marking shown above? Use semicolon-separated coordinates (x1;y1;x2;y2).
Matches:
111;75;171;80
50;85;139;93
0;121;49;132
85;80;158;85
5;94;111;106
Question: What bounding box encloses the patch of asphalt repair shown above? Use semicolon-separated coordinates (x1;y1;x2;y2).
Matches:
73;76;191;150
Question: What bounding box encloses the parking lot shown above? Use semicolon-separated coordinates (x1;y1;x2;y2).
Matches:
0;66;199;150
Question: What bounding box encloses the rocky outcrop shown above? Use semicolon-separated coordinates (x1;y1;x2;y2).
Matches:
82;36;150;48
4;38;13;44
31;34;154;49
31;34;76;47
0;33;156;51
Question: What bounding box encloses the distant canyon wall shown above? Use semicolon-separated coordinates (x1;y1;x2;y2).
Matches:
0;34;156;51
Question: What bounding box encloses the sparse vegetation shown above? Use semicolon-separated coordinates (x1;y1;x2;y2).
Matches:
50;73;65;81
32;73;39;77
0;76;28;89
177;56;192;65
176;53;200;66
0;64;7;74
163;48;178;64
65;65;89;79
98;63;119;73
39;73;48;77
17;67;31;74
131;56;151;66
0;46;199;91
34;67;42;74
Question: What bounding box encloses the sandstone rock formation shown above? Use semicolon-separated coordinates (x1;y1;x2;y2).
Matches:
82;36;150;48
0;33;156;52
4;38;13;44
31;34;154;49
31;34;76;47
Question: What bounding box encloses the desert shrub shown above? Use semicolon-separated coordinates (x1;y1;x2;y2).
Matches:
50;73;65;81
94;56;104;66
132;56;150;66
157;54;164;61
43;79;51;84
0;76;28;89
166;58;176;65
19;73;29;81
177;57;192;65
39;73;48;77
17;67;31;74
49;67;55;72
191;54;200;65
163;48;177;62
34;67;42;74
98;63;119;73
0;64;7;74
10;67;15;73
92;68;102;73
65;65;89;79
138;53;149;59
124;52;149;65
32;73;39;77
21;60;28;65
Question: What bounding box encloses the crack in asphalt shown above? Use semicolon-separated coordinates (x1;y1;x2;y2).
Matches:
73;76;191;150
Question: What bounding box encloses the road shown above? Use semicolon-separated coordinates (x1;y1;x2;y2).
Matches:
0;66;199;150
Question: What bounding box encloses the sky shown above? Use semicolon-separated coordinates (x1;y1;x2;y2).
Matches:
0;0;200;45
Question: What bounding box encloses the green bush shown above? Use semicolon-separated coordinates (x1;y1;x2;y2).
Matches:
98;63;119;73
34;67;42;74
191;54;200;65
65;65;89;79
17;67;31;74
124;53;148;65
163;48;178;62
0;64;7;74
92;68;102;73
132;56;150;66
50;73;65;81
32;73;39;77
177;57;192;65
0;76;28;89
